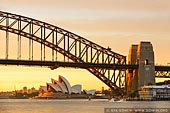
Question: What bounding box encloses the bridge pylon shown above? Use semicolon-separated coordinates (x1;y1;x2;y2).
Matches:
126;42;155;95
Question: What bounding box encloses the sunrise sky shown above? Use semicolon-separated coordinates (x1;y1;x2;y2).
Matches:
0;0;170;91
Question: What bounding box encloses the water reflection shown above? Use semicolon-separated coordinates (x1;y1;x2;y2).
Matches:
0;99;169;113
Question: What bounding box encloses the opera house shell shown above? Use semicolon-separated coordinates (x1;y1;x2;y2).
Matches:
38;75;91;99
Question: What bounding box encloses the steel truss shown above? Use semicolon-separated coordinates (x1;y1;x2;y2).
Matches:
155;71;170;78
155;66;170;78
0;11;126;95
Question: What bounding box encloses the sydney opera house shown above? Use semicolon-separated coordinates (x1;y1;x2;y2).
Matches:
38;75;95;99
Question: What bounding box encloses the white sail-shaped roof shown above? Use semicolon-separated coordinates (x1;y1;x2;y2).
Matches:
84;89;96;95
71;85;82;94
56;81;68;93
51;78;68;93
58;75;72;94
41;75;83;94
47;83;62;92
51;78;58;84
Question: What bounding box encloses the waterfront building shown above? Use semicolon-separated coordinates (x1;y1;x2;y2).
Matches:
38;75;94;99
40;75;82;94
139;85;170;100
84;89;96;95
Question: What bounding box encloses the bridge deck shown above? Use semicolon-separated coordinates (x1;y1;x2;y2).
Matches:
155;66;170;71
0;59;137;70
0;59;170;71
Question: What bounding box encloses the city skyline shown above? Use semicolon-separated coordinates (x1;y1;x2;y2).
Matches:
0;0;170;91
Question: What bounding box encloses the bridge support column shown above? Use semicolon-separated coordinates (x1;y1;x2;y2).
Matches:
127;42;155;95
126;45;138;95
137;42;155;87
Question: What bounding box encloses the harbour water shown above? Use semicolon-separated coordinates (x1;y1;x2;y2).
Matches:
0;99;169;113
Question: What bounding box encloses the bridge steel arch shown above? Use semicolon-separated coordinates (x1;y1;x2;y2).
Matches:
0;11;126;95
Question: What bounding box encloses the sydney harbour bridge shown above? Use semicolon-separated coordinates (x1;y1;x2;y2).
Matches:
0;11;169;95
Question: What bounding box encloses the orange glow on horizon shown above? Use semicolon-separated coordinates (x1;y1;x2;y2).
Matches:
0;0;170;91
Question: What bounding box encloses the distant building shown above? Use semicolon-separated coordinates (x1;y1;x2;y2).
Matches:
31;87;36;93
27;87;38;94
139;85;170;100
101;87;104;94
23;87;27;94
27;89;31;94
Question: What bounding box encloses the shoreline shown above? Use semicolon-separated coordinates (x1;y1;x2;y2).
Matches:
0;96;170;101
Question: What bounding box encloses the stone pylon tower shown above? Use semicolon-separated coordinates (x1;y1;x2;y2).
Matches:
126;42;155;94
126;45;138;94
137;42;155;87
